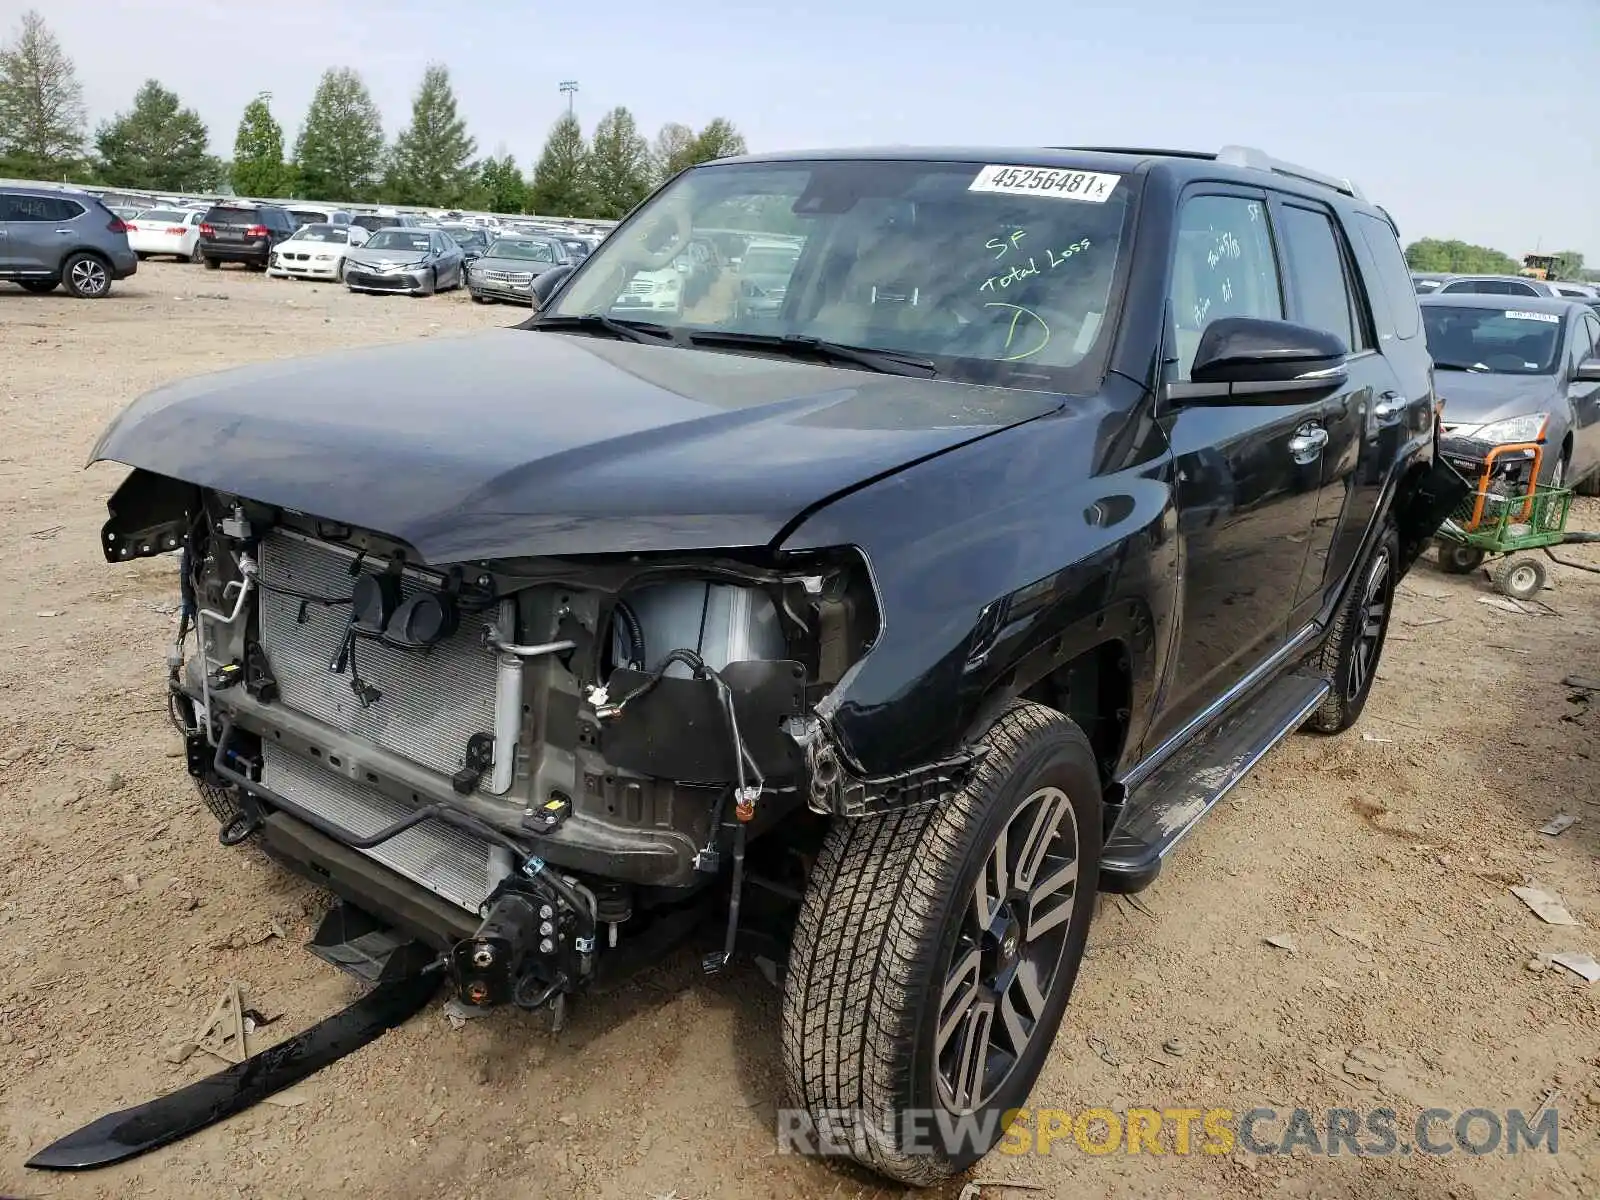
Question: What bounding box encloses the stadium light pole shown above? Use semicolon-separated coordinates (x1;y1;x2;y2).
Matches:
559;80;578;116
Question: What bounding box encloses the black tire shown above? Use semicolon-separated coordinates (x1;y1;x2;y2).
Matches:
1436;540;1485;574
61;251;112;298
1492;555;1547;601
197;779;242;825
335;260;346;283
189;242;205;264
1578;469;1600;498
135;251;151;261
1304;520;1398;733
203;256;221;270
782;702;1102;1185
18;279;59;294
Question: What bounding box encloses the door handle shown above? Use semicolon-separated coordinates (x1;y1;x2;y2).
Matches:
1373;390;1407;425
1289;423;1329;464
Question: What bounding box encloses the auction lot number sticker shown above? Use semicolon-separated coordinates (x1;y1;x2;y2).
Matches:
969;165;1121;203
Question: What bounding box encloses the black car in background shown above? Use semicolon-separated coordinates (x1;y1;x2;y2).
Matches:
440;224;491;268
198;203;297;271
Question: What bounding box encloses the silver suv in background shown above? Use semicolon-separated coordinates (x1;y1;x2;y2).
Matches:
0;186;138;298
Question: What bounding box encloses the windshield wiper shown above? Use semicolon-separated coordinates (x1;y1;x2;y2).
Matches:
528;313;677;345
1432;360;1489;372
685;331;938;377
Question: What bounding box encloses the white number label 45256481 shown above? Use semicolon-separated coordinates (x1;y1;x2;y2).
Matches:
968;165;1121;203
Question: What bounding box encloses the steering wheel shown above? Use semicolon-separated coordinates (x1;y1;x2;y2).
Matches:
628;201;693;270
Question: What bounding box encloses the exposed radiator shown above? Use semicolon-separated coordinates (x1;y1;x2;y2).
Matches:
263;743;508;913
257;529;500;779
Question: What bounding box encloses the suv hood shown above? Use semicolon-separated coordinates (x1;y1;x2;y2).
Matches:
1435;371;1562;428
91;330;1063;563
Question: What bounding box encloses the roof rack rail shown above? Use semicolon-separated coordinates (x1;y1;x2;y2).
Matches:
1047;144;1365;200
1215;145;1365;201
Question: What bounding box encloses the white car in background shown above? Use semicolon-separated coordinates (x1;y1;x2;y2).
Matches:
267;223;369;282
127;207;207;263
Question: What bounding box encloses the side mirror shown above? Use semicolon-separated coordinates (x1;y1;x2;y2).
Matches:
1574;356;1600;384
529;264;575;311
1191;317;1349;386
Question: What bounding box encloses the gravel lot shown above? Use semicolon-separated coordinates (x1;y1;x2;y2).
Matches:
1;262;1597;1200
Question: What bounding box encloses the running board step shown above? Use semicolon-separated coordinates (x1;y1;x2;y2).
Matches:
1099;672;1331;893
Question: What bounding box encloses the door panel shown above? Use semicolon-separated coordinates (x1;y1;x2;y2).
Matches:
1568;314;1600;481
1145;188;1325;749
1270;198;1398;626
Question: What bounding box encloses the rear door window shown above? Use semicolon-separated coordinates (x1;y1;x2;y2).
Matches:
3;194;83;221
1276;202;1369;353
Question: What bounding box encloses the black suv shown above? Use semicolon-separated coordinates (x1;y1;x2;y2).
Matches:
69;145;1462;1182
197;202;297;270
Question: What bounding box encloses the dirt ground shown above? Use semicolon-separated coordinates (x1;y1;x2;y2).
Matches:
1;262;1597;1200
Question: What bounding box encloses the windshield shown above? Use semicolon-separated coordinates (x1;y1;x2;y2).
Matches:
444;227;486;247
364;231;432;253
488;238;556;262
548;158;1135;385
1422;306;1564;374
291;224;350;244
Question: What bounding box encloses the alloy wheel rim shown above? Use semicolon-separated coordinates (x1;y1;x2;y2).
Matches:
1348;550;1391;700
934;785;1080;1114
71;259;107;295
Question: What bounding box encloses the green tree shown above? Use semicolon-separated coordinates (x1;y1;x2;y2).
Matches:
1550;250;1585;281
0;10;86;177
293;67;384;201
232;93;289;196
528;112;590;216
95;80;218;191
649;121;696;183
388;64;476;205
1404;238;1519;276
586;106;650;218
476;152;526;213
690;117;747;164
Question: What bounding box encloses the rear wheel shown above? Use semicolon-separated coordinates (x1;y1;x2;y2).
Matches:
1492;555;1547;601
1436;541;1485;574
203;257;221;270
189;242;205;264
1304;520;1397;733
18;279;59;294
782;702;1101;1185
62;252;111;298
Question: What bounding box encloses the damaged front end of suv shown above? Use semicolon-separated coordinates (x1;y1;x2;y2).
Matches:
103;465;917;1017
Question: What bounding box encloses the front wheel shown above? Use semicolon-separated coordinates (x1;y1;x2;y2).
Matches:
1304;520;1398;733
782;702;1101;1186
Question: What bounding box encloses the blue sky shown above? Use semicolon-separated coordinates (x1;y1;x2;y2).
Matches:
9;0;1597;259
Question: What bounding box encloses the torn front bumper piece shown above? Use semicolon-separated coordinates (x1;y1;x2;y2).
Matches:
26;970;439;1171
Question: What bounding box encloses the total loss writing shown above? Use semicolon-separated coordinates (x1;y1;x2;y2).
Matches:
979;230;1093;294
